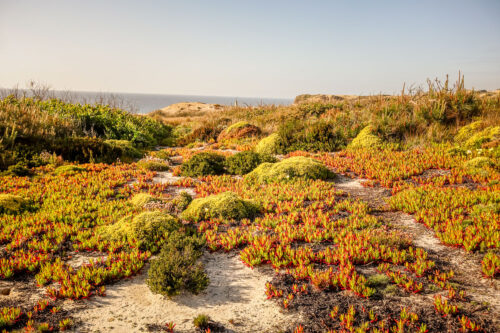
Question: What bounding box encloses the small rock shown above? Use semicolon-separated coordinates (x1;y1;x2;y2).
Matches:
0;288;11;295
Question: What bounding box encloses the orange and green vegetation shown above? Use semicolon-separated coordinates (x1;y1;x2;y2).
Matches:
0;77;499;332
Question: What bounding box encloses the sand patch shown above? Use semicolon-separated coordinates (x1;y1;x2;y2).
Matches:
70;252;296;332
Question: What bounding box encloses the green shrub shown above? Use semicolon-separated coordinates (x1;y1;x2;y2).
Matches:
277;119;348;153
0;194;27;214
2;163;32;177
181;152;226;177
100;211;180;252
54;165;86;176
464;157;495;169
104;139;142;162
348;125;383;149
52;137;126;163
137;157;170;171
181;191;260;222
130;193;159;208
225;151;263;175
245;156;334;183
193;314;211;330
147;233;209;297
0;96;173;166
254;133;281;155
172;191;193;212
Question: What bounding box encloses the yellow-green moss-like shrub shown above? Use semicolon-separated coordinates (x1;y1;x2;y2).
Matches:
455;121;500;149
54;165;86;175
171;191;193;212
464;157;495;169
0;194;26;214
181;191;260;222
218;121;261;141
245;156;334;183
348;125;383;149
254;133;280;155
130;193;158;208
100;211;180;252
455;121;483;143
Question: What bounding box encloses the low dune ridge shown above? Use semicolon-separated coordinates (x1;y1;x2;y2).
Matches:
157;102;223;117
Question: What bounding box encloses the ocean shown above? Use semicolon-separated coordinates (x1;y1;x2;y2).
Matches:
0;88;293;114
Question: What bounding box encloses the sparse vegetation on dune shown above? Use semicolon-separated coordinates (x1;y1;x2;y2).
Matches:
1;77;499;332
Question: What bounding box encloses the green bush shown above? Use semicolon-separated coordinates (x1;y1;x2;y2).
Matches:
0;194;27;214
181;152;226;177
2;163;32;177
225;151;263;175
348;125;383;149
100;211;180;252
0;96;173;166
104;139;142;162
54;165;86;176
277;119;348;153
172;191;193;212
137;157;170;171
181;191;260;222
464;157;495;170
245;156;334;183
147;232;209;297
254;133;281;156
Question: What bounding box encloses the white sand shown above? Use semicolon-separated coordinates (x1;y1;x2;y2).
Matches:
70;252;296;332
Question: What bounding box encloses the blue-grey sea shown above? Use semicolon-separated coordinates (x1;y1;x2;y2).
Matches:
0;88;293;114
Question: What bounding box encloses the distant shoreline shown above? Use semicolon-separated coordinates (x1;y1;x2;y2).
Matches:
0;88;293;114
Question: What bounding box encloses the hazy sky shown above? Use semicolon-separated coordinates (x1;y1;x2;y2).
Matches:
1;0;499;98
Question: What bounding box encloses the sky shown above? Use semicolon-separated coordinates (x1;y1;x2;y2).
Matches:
0;0;499;98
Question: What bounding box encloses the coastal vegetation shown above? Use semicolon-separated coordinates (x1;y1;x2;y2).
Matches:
0;77;499;332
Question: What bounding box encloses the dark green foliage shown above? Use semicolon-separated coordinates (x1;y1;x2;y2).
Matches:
193;314;211;329
225;151;262;175
181;152;226;177
147;231;209;297
2;163;32;177
277;119;349;153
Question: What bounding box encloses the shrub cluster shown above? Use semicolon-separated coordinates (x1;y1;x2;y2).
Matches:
0;194;28;214
245;156;334;183
225;151;275;175
147;231;209;297
254;133;281;156
100;211;180;253
181;191;261;222
348;125;383;149
181;152;226;177
0;96;173;169
276;119;350;153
